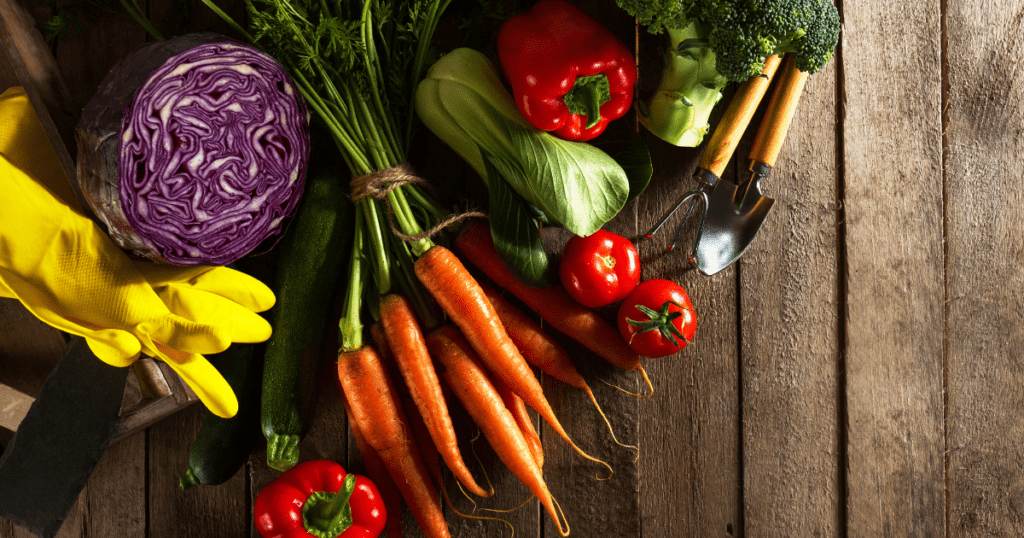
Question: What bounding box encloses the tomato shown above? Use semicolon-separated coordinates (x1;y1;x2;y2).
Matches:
616;279;696;358
558;230;641;308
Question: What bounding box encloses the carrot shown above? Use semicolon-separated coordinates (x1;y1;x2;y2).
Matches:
491;374;544;469
336;346;450;538
414;245;610;475
379;294;491;498
426;325;570;537
480;282;635;451
343;399;404;538
455;220;653;397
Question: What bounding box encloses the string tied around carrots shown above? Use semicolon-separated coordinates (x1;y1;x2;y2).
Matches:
350;163;487;241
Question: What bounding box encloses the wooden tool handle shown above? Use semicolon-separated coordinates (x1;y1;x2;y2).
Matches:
698;54;783;178
749;54;809;168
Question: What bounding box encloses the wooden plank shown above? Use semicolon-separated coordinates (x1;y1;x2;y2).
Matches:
634;112;743;537
841;0;947;534
148;405;251;538
738;58;842;536
945;0;1024;534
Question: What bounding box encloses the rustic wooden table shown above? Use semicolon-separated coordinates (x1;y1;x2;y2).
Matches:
2;0;1021;535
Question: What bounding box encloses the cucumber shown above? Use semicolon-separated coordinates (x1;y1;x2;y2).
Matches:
179;341;263;489
261;151;354;472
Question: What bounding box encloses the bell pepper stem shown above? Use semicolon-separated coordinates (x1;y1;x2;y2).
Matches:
580;79;603;129
564;73;610;130
303;474;357;537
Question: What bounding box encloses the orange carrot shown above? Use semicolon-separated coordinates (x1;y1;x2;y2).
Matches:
336;346;450;538
491;374;544;469
455;220;652;396
379;294;490;498
344;399;404;538
480;282;633;449
426;325;570;537
414;245;609;475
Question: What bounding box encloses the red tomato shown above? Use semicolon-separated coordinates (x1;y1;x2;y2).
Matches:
558;230;641;308
616;279;696;358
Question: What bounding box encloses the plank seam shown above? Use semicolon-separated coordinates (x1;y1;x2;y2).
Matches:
939;0;951;533
834;0;850;536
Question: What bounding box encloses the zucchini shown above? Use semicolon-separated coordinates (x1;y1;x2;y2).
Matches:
261;149;354;472
179;341;263;489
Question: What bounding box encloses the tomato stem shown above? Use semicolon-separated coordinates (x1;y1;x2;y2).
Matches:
625;300;692;349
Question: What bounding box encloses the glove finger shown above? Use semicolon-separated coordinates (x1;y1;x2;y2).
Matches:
159;266;276;313
85;329;142;367
139;314;233;357
148;342;239;419
156;286;273;343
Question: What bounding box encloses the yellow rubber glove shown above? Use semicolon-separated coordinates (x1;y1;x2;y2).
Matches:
0;87;276;418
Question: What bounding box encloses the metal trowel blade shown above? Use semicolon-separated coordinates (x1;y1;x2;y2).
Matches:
692;177;775;275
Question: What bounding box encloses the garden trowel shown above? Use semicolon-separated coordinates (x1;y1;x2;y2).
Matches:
692;54;809;275
645;55;782;261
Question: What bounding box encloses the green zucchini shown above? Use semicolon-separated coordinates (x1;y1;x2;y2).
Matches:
179;341;263;489
262;150;354;472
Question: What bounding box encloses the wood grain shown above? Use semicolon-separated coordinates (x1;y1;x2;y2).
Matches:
739;51;841;537
635;99;743;538
945;0;1024;535
841;0;947;535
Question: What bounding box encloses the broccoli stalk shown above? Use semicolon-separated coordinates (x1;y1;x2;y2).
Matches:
618;0;840;147
637;23;728;147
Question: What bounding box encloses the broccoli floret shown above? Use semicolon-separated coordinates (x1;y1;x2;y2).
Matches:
619;0;840;146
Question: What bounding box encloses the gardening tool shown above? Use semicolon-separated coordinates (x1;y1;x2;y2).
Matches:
644;55;782;264
691;54;809;275
0;337;130;538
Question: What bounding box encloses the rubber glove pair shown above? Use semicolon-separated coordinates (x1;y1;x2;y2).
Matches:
0;86;275;418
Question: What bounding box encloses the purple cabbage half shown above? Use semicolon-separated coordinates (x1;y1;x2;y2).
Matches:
76;33;310;266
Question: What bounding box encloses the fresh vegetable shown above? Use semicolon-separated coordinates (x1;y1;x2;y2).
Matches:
456;220;652;396
76;32;309;265
615;0;840;146
179;342;263;490
261;149;354;472
496;0;636;141
426;325;570;537
491;374;544;469
254;459;386;538
416;47;630;285
559;230;641;308
479;281;626;447
203;0;456;352
413;244;609;474
379;293;490;498
336;345;449;538
343;401;404;538
617;279;697;359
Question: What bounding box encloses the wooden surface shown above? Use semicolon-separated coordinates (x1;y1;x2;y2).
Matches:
1;0;1023;536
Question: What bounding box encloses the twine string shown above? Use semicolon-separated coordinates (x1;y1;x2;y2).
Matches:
350;164;486;242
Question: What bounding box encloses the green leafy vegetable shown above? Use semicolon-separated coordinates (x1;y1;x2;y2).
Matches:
485;157;551;287
416;47;630;238
589;119;653;204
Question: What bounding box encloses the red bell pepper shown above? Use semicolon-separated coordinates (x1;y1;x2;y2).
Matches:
254;459;387;538
497;0;637;141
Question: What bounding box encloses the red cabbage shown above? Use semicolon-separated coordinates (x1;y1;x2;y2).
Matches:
76;33;310;266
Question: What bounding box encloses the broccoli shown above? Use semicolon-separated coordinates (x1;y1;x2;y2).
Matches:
619;0;840;146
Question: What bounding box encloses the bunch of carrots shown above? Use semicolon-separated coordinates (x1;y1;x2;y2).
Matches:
198;0;652;534
335;218;652;538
